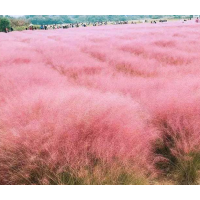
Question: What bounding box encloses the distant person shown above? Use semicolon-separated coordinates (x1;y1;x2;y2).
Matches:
5;27;8;33
196;17;199;23
26;28;28;30
10;27;13;31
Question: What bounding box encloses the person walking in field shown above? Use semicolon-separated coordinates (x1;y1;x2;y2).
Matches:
5;27;8;33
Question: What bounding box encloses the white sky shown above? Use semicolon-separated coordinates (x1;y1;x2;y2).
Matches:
1;0;199;15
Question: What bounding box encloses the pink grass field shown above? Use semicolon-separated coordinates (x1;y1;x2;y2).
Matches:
1;21;200;184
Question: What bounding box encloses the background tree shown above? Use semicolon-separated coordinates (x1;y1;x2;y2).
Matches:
0;17;11;32
10;18;30;27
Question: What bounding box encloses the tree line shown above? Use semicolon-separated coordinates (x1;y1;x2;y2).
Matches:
0;15;194;32
1;15;193;25
24;15;193;24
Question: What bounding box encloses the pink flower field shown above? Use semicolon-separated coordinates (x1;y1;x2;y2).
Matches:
1;21;200;185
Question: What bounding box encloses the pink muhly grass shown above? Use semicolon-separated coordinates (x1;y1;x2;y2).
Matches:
0;88;153;184
1;22;200;184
